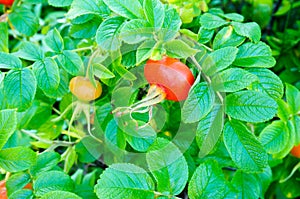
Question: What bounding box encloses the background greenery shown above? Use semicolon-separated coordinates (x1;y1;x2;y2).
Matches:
0;0;299;198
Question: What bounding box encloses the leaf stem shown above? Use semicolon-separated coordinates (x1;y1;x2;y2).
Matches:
21;129;76;148
181;33;213;52
280;161;300;183
154;191;182;199
86;48;100;78
190;56;224;104
72;46;94;52
4;172;10;181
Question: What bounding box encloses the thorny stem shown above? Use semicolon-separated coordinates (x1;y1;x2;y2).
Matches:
190;56;224;104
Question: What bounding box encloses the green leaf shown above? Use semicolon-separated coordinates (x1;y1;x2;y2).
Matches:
34;170;74;197
202;46;238;76
0;22;8;53
232;171;261;199
44;69;69;98
164;39;198;59
45;28;64;53
256;166;272;198
233;42;276;68
0;109;17;150
96;16;125;51
198;27;214;44
120;19;152;45
277;99;292;122
62;146;77;173
247;68;284;100
143;0;164;29
105;120;126;153
41;191;82;199
213;26;245;49
67;0;107;20
113;63;136;81
188;160;228;199
48;0;73;7
212;68;257;92
118;118;156;152
9;189;33;199
180;29;198;41
232;22;261;43
223;120;268;172
286;83;300;114
259;120;294;158
8;7;39;36
37;115;63;140
159;7;181;41
4;68;37;112
57;50;83;76
293;116;300;145
222;13;244;22
182;82;215;123
29;151;61;177
6;172;31;196
76;136;103;163
24;0;43;3
0;71;3;84
70;17;101;39
93;63;115;79
136;39;156;65
103;0;144;19
14;42;44;61
196;104;224;157
33;58;60;96
0;146;37;172
71;14;95;25
200;13;229;30
0;52;22;69
225;90;278;123
146;138;188;195
95;163;155;199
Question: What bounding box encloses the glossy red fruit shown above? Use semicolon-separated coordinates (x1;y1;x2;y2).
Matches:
291;144;300;158
144;56;195;101
0;0;14;6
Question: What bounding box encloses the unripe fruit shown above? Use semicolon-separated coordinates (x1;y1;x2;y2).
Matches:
69;76;102;102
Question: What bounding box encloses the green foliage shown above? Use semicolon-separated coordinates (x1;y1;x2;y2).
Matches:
94;163;155;199
188;160;231;199
0;109;17;149
182;82;215;123
0;0;299;198
223;120;268;172
0;147;36;172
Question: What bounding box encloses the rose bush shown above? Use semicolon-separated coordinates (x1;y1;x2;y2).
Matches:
0;0;299;198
